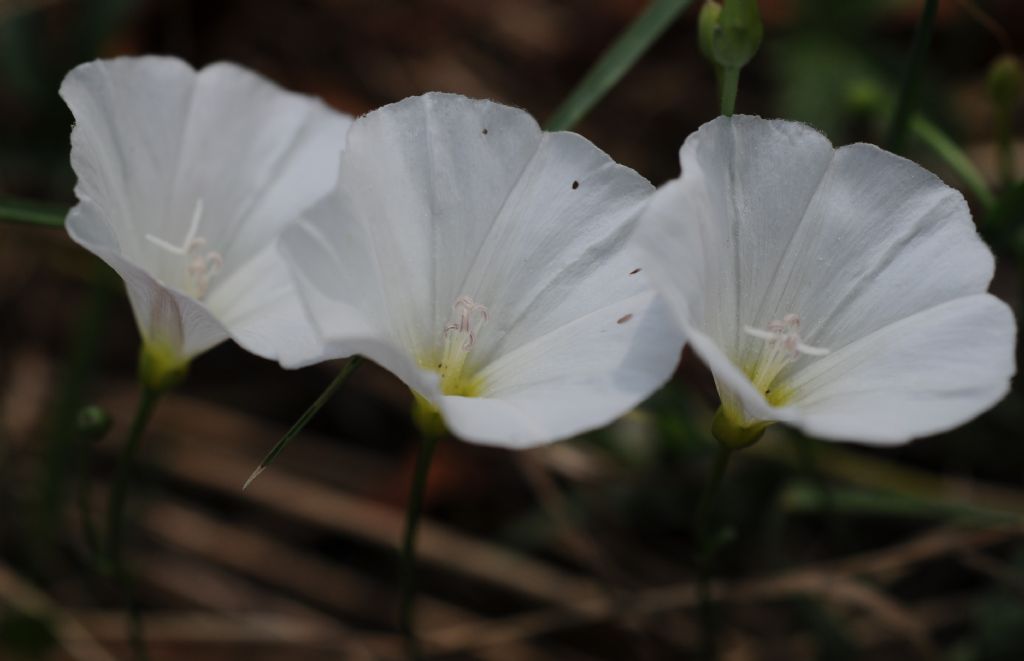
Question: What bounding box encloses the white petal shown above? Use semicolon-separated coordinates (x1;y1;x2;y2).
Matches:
786;294;1015;444
679;116;837;364
67;202;228;360
60;56;352;364
633;173;785;426
61;55;198;266
204;244;327;367
282;93;683;447
439;291;681;448
753;141;994;356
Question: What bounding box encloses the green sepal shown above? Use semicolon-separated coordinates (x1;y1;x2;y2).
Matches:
711;406;769;449
138;342;189;393
411;392;447;441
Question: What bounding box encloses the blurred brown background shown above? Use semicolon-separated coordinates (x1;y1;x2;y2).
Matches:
3;1;1024;659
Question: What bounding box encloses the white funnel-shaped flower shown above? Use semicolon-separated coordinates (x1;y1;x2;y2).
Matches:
280;93;685;449
633;115;1016;446
61;56;353;370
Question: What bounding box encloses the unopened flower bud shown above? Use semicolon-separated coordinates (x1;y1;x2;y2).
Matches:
987;54;1024;110
698;1;723;62
76;405;113;442
710;0;763;70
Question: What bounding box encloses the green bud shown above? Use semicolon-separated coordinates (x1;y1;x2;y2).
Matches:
138;342;189;392
710;0;763;69
711;406;769;450
987;54;1024;109
75;405;113;442
698;1;723;62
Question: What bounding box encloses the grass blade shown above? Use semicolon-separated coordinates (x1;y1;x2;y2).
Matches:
545;0;695;131
0;196;66;228
243;357;363;490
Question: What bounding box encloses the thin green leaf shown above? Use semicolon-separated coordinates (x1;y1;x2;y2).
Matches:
243;356;364;490
751;438;1024;524
909;114;995;211
0;196;66;228
545;0;695;131
781;480;1020;525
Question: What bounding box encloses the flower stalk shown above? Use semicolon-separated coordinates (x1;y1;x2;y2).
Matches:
398;422;442;657
694;443;734;660
104;383;161;571
104;382;162;661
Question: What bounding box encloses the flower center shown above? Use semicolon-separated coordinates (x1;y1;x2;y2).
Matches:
145;199;222;299
437;295;488;396
742;313;829;402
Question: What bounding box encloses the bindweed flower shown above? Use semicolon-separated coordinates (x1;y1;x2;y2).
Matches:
61;56;352;384
280;93;684;448
633;115;1016;447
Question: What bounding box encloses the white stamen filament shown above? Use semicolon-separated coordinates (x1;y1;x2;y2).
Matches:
743;313;829;397
145;199;223;299
438;295;488;395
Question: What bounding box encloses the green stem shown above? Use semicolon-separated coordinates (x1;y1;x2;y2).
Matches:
243;356;364;489
909;114;996;210
126;577;149;661
0;195;66;227
696;446;733;536
694;445;733;660
719;66;740;117
886;0;939;152
37;272;111;563
105;386;160;570
104;384;160;661
544;0;695;131
399;430;441;658
77;439;100;558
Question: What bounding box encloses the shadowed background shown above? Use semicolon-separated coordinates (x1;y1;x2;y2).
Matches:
2;0;1024;659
